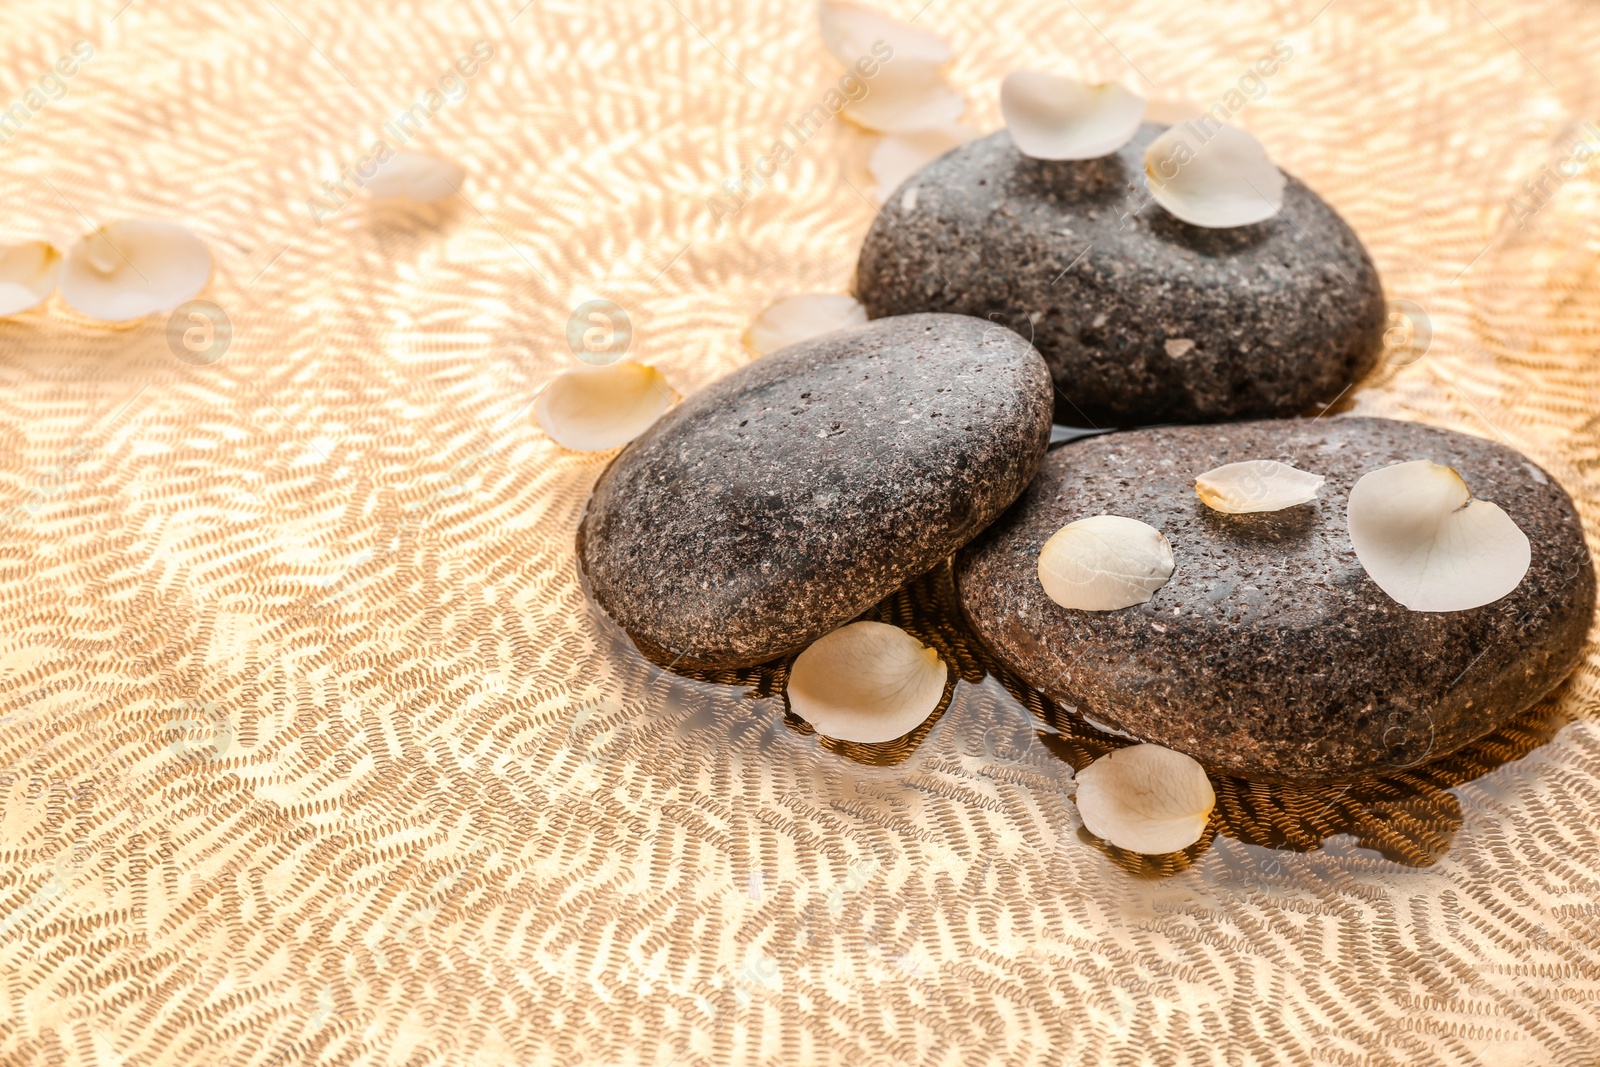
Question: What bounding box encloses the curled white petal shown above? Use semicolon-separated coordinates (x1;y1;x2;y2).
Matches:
1038;515;1174;611
843;62;964;133
535;361;673;452
1346;459;1531;612
743;293;867;356
1000;71;1145;161
818;1;951;67
1195;459;1325;514
869;124;977;200
1076;744;1215;854
58;220;212;323
0;240;61;317
365;151;464;202
1144;123;1285;228
787;621;947;743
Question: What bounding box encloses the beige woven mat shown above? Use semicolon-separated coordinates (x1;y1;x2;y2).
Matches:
2;0;1599;1064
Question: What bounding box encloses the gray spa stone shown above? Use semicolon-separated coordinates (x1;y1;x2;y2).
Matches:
856;124;1387;426
579;312;1053;669
956;417;1595;782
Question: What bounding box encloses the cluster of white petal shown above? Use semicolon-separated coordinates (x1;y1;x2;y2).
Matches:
0;221;211;323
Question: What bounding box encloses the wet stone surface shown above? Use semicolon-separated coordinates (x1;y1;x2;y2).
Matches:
579;313;1054;669
856;124;1387;426
956;417;1595;782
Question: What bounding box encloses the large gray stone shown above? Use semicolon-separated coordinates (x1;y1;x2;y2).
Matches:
856;124;1387;426
579;313;1053;669
956;417;1595;782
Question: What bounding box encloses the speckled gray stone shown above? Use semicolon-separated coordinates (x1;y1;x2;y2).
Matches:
956;418;1595;782
856;124;1387;426
579;313;1053;669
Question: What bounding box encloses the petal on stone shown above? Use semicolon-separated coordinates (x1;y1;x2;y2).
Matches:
1000;71;1145;161
786;621;947;743
58;220;212;323
535;361;674;452
1195;459;1325;513
743;293;868;355
1144;123;1285;228
1347;459;1531;611
1037;515;1174;611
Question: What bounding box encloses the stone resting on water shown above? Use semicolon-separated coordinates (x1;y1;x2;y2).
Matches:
578;312;1055;669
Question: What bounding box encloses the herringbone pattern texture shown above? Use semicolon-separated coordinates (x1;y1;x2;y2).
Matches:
1;0;1598;1064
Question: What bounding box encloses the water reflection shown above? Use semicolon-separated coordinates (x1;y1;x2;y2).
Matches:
632;558;982;766
616;561;1570;874
1038;690;1570;877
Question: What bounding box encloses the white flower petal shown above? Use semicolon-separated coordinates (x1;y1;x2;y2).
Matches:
817;1;951;67
869;123;977;200
1195;459;1325;514
365;151;464;203
1037;515;1174;611
58;220;212;323
786;621;947;743
842;61;964;133
1076;744;1214;854
742;293;867;356
1144;123;1285;228
0;240;61;317
1346;459;1531;612
1000;71;1145;161
535;361;674;452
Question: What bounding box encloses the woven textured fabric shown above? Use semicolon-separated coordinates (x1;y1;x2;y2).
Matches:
2;1;1599;1064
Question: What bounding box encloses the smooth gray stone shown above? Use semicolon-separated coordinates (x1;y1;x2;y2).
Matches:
579;313;1054;669
956;417;1595;782
856;124;1386;427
